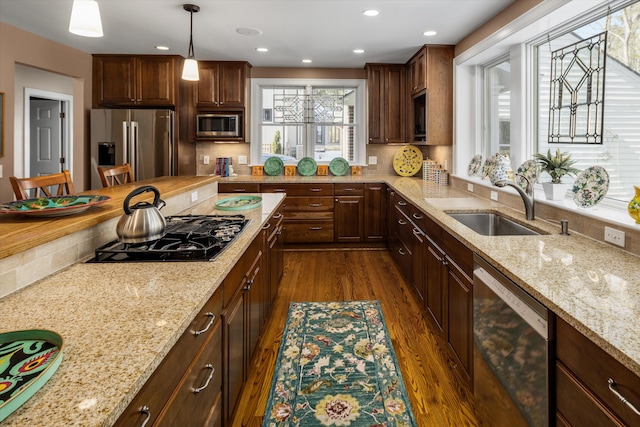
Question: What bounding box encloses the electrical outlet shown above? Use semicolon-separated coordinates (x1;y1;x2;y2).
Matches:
238;155;247;165
191;191;198;203
203;155;210;165
490;191;498;201
604;226;625;247
368;156;377;165
467;183;473;192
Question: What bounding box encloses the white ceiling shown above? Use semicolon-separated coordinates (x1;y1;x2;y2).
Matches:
0;0;514;68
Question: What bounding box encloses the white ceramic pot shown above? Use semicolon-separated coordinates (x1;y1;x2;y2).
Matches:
542;182;569;201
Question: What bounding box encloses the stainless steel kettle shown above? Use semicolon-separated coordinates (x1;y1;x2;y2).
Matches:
116;185;167;243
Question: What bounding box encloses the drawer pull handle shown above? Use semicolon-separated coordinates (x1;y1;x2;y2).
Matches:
398;248;406;255
309;203;322;207
608;378;640;416
398;219;407;225
398;201;407;206
193;364;215;393
193;312;215;336
262;222;271;230
343;187;356;191
412;213;423;220
310;227;323;230
310;188;323;192
232;189;246;192
273;188;286;192
139;406;151;427
272;213;283;219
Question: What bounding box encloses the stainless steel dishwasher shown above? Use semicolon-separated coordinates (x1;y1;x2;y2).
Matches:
473;255;554;427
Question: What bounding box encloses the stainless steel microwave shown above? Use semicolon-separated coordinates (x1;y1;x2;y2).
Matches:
196;113;241;138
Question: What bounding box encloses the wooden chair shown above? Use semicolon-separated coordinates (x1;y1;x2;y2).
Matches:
10;170;75;200
97;163;135;187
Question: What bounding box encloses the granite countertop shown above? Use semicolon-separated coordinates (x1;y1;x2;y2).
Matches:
0;192;285;427
223;174;640;377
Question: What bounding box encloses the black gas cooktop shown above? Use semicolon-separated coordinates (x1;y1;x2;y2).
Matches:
91;214;249;262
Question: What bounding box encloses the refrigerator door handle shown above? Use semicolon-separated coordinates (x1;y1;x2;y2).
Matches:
130;121;139;178
122;121;130;165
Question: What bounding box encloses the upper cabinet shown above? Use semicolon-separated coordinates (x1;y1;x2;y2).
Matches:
408;45;454;145
366;64;407;144
195;61;251;109
93;55;180;107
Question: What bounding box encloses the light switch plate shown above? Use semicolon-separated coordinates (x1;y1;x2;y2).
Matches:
238;155;247;165
203;155;210;165
368;156;377;165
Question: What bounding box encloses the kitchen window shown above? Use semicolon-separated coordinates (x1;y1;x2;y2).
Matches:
250;79;366;165
483;56;511;157
535;0;640;203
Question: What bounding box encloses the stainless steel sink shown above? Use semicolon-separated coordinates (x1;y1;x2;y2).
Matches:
447;212;540;236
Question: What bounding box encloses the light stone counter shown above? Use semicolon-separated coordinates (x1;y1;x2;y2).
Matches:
0;192;285;427
224;174;640;377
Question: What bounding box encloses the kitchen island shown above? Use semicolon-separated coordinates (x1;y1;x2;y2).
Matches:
0;178;285;426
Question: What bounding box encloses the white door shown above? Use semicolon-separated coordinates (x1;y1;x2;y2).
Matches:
30;99;62;176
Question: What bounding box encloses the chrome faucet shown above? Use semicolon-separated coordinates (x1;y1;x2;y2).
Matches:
495;175;535;220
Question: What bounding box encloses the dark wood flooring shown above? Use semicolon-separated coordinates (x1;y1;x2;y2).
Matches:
231;249;479;426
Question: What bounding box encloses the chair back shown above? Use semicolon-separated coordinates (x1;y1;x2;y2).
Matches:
97;163;135;187
10;170;75;200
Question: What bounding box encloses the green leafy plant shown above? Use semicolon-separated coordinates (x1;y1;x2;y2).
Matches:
534;148;580;184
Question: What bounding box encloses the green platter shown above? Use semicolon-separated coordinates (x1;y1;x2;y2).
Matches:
0;195;110;218
297;157;317;176
329;157;350;176
216;196;263;211
263;156;284;176
0;330;64;422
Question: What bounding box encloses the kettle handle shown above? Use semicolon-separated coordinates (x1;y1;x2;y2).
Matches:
123;185;163;215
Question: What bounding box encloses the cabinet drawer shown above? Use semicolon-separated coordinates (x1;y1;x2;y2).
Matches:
218;182;261;193
556;361;625;427
335;183;364;196
113;287;222;427
283;221;334;242
283;196;334;219
156;320;223;425
262;183;334;196
556;318;640;426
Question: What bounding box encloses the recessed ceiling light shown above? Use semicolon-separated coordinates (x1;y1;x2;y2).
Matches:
363;9;379;17
302;59;312;63
236;27;263;36
256;47;269;52
353;49;365;54
155;45;170;51
423;30;437;37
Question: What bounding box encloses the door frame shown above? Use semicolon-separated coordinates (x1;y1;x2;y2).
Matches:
23;88;73;178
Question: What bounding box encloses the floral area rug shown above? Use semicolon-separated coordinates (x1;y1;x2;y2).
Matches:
263;300;417;426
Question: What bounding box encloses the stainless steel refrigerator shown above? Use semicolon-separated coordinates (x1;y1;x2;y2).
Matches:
90;109;174;189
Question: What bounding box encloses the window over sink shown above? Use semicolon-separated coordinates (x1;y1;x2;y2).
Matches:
250;78;366;165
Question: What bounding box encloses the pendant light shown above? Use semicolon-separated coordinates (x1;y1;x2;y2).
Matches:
181;4;200;81
69;0;103;38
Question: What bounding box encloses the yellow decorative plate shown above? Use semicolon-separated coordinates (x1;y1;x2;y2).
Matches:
393;145;423;176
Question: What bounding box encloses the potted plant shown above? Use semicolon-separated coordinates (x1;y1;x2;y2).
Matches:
534;148;581;200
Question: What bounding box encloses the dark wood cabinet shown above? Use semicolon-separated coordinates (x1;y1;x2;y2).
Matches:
222;281;245;424
366;64;407;144
218;182;262;193
334;184;364;242
408;48;427;95
446;258;473;386
93;55;179;107
113;287;223;427
425;236;446;334
556;317;640;426
266;208;285;306
364;183;387;242
195;61;251;108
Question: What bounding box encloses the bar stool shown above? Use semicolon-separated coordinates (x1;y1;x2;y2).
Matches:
9;170;75;200
97;163;135;187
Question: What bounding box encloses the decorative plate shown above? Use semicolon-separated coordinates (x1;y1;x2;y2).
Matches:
515;159;540;190
467;155;483;177
481;155;498;180
0;195;111;218
215;195;262;211
0;330;64;423
297;157;318;176
329;157;350;176
572;166;609;208
263;156;284;176
393;145;423;177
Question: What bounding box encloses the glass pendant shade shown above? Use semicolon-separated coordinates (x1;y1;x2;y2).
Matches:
69;0;103;37
182;58;200;81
